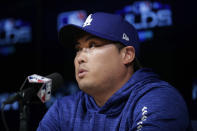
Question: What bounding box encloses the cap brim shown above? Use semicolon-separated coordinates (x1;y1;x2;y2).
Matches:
59;24;85;48
59;24;120;49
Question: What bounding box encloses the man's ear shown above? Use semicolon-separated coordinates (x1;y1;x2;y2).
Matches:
121;46;135;65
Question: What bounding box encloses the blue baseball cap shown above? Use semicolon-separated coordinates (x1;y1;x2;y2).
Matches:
59;12;140;57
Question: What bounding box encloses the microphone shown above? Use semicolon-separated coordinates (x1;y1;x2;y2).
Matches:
46;72;64;92
3;72;64;105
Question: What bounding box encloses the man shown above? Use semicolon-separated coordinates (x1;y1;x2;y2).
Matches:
37;12;192;130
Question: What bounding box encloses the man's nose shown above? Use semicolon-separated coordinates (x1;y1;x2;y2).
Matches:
76;48;88;64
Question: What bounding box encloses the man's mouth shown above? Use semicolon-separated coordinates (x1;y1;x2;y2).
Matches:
78;69;88;78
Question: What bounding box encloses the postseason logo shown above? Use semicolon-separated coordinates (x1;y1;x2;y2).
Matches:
116;1;173;41
117;1;172;29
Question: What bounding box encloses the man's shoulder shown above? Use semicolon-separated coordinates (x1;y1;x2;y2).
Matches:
134;77;178;98
135;83;188;117
134;79;186;107
129;83;190;130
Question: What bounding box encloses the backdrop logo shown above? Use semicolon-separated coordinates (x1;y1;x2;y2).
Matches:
0;18;32;55
0;19;32;45
116;1;173;42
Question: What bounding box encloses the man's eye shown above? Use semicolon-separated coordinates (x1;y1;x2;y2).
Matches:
89;42;96;48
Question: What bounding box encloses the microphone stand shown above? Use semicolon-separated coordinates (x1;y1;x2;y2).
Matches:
18;79;42;131
1;77;31;131
18;77;29;131
2;73;56;131
4;78;35;131
19;99;30;131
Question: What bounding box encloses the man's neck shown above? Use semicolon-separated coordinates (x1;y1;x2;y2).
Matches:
92;70;133;107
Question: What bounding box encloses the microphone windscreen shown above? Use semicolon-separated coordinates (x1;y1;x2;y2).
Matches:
46;73;64;91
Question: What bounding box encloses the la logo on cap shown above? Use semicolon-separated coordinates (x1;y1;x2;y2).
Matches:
83;14;93;27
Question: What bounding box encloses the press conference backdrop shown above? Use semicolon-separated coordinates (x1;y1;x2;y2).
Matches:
0;0;196;130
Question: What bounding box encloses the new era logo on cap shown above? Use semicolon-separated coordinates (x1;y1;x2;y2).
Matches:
83;14;93;27
122;33;129;41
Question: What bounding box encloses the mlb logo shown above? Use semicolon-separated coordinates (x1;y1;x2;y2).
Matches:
57;10;87;31
37;82;52;103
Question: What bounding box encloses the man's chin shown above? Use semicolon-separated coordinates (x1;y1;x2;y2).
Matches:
78;82;94;93
78;84;90;91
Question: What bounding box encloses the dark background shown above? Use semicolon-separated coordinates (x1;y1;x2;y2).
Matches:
0;0;197;130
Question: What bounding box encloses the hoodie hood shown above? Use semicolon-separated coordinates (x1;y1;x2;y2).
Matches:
84;68;163;115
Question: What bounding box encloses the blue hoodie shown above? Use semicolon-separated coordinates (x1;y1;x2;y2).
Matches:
37;68;191;131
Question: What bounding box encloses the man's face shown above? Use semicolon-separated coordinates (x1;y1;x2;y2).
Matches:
74;34;125;95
